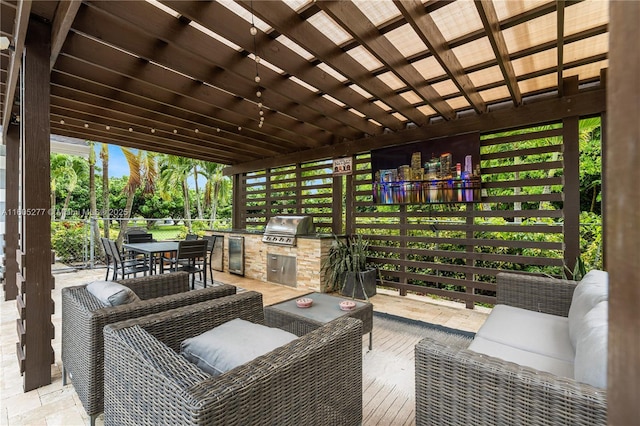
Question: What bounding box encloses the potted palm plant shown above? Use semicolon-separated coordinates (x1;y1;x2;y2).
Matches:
321;234;377;300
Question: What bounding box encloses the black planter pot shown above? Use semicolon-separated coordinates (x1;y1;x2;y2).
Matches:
340;268;377;300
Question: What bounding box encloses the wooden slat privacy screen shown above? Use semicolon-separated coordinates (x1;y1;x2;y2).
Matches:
237;122;576;308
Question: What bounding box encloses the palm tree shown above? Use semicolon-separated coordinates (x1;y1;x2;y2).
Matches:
87;142;103;258
200;161;231;229
50;154;87;220
159;155;194;232
116;148;157;247
100;143;110;238
117;147;141;247
193;161;204;219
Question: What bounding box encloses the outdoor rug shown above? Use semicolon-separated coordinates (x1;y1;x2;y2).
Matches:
362;312;474;426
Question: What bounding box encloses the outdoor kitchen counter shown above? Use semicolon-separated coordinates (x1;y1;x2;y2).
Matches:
208;229;336;239
205;230;336;292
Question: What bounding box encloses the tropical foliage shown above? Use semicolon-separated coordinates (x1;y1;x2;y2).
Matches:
50;146;232;225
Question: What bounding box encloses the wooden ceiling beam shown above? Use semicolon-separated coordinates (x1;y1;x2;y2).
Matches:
50;122;226;163
395;0;487;115
50;91;280;161
49;0;80;70
225;85;605;175
82;1;368;140
162;0;402;132
58;33;323;148
317;1;456;121
475;0;523;106
1;0;31;139
237;0;429;126
52;56;299;152
67;6;332;145
50;106;249;163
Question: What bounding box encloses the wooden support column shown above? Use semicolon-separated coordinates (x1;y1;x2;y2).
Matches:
231;173;242;229
331;173;343;235
561;77;581;275
20;17;54;392
607;1;640;422
295;163;302;214
345;170;354;235
599;69;607;270
3;124;20;301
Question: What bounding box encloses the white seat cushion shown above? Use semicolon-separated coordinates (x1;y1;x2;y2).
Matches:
574;301;608;388
475;304;574;362
469;335;574;379
180;318;298;376
568;269;608;347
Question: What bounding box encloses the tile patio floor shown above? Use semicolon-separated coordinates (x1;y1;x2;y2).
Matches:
1;266;490;425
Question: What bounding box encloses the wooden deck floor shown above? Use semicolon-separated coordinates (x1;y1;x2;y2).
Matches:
1;268;489;425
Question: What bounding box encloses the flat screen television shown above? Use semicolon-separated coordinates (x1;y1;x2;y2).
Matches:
371;133;481;204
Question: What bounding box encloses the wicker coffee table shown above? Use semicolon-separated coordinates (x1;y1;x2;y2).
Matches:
265;292;374;350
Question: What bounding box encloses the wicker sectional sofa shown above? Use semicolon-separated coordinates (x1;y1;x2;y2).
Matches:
61;272;236;425
415;271;608;426
102;291;363;426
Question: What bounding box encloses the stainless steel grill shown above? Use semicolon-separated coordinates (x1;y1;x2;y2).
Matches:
262;215;315;246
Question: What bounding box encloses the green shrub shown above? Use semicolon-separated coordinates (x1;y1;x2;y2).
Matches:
51;221;87;263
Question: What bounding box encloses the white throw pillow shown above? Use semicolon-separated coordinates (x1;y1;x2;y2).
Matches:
86;280;140;307
180;318;298;376
568;269;608;347
574;301;608;389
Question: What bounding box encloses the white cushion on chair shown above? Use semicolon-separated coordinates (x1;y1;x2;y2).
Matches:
568;270;608;347
86;281;140;307
180;318;298;376
469;335;575;378
474;304;574;362
574;301;608;388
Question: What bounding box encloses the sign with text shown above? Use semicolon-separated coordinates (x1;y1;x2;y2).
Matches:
333;157;353;176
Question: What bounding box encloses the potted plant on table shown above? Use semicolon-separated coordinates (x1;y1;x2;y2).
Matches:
321;234;377;300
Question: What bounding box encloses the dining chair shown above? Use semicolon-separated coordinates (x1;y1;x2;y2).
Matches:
125;232;156;270
201;235;217;284
168;239;208;289
185;233;199;241
100;237;115;281
125;233;154;243
107;239;149;280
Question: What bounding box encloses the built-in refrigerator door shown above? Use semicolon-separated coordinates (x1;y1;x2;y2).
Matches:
228;236;244;275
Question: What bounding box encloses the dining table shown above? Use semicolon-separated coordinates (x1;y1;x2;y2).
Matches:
122;241;180;275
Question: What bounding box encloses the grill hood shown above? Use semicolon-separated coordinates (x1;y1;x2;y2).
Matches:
262;215;315;246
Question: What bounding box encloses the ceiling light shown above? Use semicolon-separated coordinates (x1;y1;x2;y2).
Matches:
0;37;11;51
249;3;266;128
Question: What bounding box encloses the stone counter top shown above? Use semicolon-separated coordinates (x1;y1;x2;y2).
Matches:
208;229;336;239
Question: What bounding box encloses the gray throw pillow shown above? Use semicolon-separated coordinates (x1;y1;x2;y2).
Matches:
180;318;298;376
86;280;140;307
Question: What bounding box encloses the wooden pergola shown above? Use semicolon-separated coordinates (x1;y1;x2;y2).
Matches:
1;0;638;421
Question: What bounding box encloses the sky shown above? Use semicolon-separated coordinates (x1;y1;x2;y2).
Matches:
93;144;203;187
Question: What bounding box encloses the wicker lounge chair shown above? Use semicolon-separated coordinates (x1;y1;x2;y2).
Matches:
415;273;607;425
61;272;236;426
102;291;363;426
